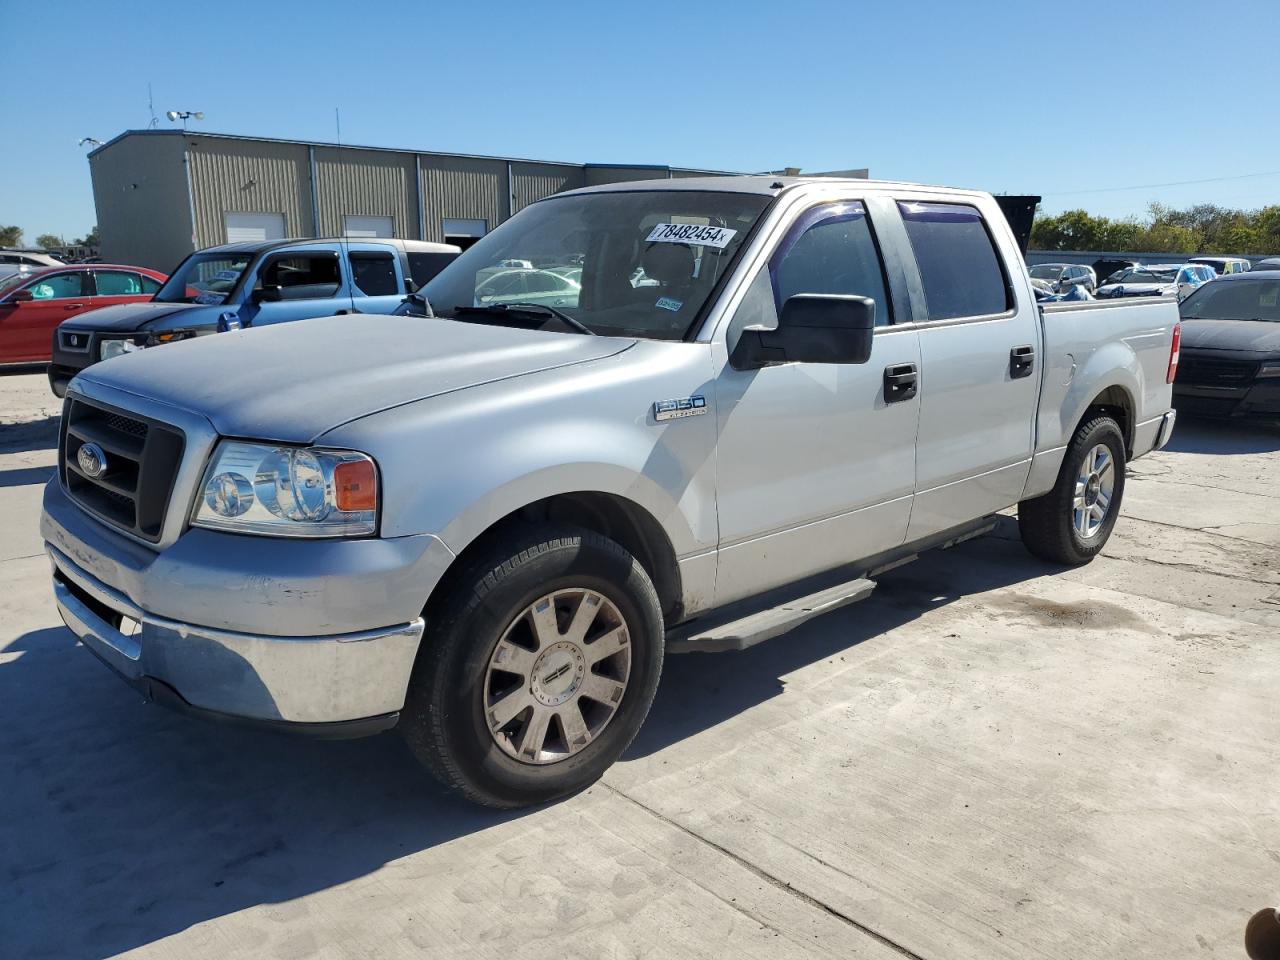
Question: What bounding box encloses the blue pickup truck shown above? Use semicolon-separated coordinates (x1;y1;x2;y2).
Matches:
48;237;458;396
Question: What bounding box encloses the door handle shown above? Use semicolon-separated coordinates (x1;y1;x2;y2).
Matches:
1010;344;1035;378
63;303;84;310
884;363;918;403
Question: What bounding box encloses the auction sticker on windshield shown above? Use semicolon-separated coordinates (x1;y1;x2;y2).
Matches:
645;223;737;248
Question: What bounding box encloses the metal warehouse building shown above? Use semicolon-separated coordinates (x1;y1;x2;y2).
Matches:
88;130;742;271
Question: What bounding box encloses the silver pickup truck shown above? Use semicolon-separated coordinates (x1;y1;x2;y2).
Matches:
41;176;1180;807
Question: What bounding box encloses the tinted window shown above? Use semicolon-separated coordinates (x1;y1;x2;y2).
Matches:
260;254;341;301
95;271;143;296
27;272;83;300
407;251;457;287
898;202;1010;320
771;202;891;325
349;252;399;296
140;275;162;295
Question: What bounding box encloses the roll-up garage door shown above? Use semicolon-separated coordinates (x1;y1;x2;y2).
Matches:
224;212;286;243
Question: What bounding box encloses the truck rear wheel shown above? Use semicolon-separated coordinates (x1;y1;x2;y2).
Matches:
1018;415;1126;566
400;526;664;808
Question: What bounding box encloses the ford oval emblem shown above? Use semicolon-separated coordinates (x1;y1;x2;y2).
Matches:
77;442;108;479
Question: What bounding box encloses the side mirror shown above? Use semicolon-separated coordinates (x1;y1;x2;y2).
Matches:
733;294;876;370
252;284;282;303
8;288;34;303
405;278;419;294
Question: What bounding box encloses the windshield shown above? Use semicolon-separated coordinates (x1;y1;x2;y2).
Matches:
1110;267;1175;284
1028;264;1064;280
1180;279;1280;321
153;252;254;304
421;190;771;340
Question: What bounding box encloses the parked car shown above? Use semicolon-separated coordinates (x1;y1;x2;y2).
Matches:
474;267;581;308
42;177;1178;808
47;237;460;396
1173;270;1280;420
1096;263;1215;301
1028;262;1096;293
1251;257;1280;271
0;249;64;282
0;264;167;365
1188;256;1252;275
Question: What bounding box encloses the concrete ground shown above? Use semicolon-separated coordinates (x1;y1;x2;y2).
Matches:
2;367;1278;960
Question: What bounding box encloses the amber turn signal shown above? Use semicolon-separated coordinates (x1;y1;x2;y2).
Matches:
334;459;377;512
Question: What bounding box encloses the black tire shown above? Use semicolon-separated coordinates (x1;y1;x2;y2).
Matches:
1018;415;1126;566
400;526;664;808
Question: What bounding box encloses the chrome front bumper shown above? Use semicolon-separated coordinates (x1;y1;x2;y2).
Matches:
50;544;424;732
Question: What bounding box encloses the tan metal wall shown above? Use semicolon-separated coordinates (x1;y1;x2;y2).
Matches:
186;136;314;247
314;147;419;238
89;135;193;271
418;155;510;242
510;162;585;214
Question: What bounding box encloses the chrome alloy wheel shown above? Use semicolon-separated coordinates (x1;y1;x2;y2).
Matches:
1073;443;1116;539
484;588;631;765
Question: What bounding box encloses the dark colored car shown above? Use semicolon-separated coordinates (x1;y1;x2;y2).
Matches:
1093;257;1139;286
0;265;166;365
1174;271;1280;420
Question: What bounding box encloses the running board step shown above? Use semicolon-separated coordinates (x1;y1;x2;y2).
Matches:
667;578;876;654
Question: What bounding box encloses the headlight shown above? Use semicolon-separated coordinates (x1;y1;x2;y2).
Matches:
1259;363;1280;379
99;337;143;361
191;441;378;537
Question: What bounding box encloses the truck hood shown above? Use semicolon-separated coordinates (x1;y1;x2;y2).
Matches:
76;314;635;442
1179;318;1280;354
60;301;215;332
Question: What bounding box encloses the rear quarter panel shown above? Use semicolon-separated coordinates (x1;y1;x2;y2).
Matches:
1025;298;1177;497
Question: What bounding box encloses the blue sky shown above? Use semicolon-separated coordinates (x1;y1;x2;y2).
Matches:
2;0;1278;241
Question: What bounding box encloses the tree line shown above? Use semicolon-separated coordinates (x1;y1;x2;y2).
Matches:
1031;203;1280;255
0;225;100;249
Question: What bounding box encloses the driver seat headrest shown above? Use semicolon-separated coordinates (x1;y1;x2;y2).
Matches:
642;243;696;286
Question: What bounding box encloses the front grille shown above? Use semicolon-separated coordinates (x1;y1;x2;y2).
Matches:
1176;355;1259;385
60;397;185;542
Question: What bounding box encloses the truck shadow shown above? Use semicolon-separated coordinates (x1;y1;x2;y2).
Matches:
0;415;59;454
1166;413;1280;455
1;531;1051;958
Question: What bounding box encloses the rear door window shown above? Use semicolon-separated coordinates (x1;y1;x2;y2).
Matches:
770;202;892;325
94;271;144;296
348;252;399;296
898;202;1011;320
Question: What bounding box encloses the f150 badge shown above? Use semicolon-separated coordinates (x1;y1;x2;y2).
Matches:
653;396;707;422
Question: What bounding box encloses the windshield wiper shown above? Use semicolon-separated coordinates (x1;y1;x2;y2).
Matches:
454;302;596;336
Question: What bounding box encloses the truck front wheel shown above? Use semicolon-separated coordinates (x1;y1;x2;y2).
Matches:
1018;414;1127;566
399;527;664;808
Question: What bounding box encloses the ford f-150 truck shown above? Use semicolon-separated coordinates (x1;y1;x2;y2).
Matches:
42;176;1180;808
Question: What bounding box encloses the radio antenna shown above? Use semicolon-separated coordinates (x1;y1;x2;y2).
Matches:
147;82;158;128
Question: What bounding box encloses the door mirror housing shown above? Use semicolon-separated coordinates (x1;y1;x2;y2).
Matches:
733;294;876;369
252;284;283;303
7;288;34;303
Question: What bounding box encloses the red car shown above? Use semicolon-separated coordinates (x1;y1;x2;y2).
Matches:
0;264;168;364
